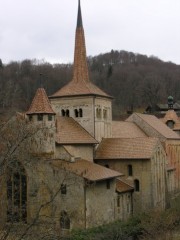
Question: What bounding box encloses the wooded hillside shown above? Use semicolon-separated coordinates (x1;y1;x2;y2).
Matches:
0;50;180;118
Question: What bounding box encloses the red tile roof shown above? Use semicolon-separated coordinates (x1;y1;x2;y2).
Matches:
56;116;98;144
112;121;147;138
26;88;55;115
161;110;180;130
50;80;111;98
162;110;179;124
127;113;180;140
95;137;159;159
50;159;122;181
116;179;134;193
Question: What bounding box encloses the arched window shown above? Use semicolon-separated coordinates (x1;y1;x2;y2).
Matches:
60;211;70;230
103;109;107;119
61;109;65;117
66;110;69;117
7;162;27;223
128;165;133;176
74;109;79;118
134;179;140;192
79;108;83;117
96;108;102;119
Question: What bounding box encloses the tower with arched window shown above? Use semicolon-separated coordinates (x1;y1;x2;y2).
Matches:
49;0;112;142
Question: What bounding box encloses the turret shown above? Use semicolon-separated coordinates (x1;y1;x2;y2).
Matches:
26;88;56;156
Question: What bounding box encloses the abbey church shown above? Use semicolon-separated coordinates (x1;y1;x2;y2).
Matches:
1;0;180;236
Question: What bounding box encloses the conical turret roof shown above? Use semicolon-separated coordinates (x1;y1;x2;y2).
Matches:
50;0;111;99
27;88;55;115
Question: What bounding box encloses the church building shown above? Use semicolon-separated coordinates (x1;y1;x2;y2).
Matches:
1;0;180;237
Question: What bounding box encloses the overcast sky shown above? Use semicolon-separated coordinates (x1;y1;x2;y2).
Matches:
0;0;180;65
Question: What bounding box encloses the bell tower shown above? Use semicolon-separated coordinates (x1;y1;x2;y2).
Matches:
50;0;112;142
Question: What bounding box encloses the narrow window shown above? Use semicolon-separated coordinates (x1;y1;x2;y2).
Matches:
61;109;65;117
99;109;102;118
106;179;110;189
61;184;67;195
117;196;120;207
134;179;140;192
74;109;79;118
29;115;32;121
37;114;43;121
66;110;69;117
96;108;99;118
60;211;70;230
7;163;27;223
103;109;107;119
128;165;133;176
79;108;83;117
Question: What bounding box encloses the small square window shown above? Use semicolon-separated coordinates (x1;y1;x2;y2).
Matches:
37;114;43;121
48;115;53;121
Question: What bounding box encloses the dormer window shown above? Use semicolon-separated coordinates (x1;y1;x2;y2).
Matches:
166;120;174;129
37;114;43;121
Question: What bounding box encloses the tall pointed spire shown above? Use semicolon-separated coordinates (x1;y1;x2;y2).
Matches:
73;0;89;83
50;0;111;99
77;0;83;28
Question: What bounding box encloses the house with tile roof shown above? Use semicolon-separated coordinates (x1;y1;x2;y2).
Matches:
95;137;167;212
127;112;180;194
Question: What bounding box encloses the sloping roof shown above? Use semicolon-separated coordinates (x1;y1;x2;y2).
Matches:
50;159;122;181
162;110;179;124
56;116;98;144
127;113;180;140
95;137;159;159
50;81;111;98
161;110;180;130
49;1;111;99
26;88;55;115
112;121;147;138
116;179;134;193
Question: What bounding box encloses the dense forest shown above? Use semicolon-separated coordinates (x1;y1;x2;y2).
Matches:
0;50;180;119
